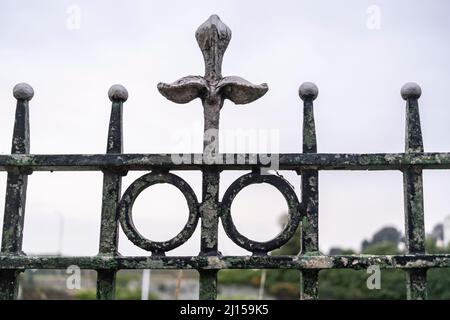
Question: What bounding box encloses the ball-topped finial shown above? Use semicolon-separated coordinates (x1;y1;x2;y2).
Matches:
299;82;318;101
13;83;34;101
401;82;421;100
108;84;128;102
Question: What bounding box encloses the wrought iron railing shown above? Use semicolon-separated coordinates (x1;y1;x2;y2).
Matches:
1;14;449;300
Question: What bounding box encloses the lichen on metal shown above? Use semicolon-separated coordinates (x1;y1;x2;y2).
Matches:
0;15;444;301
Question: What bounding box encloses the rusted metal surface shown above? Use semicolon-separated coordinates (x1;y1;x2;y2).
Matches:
1;254;450;270
0;15;447;300
299;82;319;300
0;84;33;300
2;152;450;171
96;85;128;300
401;83;427;300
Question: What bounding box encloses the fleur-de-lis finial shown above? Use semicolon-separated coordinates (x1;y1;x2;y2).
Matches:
157;15;268;154
195;14;231;82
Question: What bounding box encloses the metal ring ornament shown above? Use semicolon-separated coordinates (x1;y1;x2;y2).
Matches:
118;172;200;254
220;172;302;254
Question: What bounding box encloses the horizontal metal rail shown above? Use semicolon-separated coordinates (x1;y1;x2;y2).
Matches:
0;152;450;171
1;254;449;270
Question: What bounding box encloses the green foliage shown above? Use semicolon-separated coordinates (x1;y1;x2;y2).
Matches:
268;281;299;299
217;222;450;300
217;294;257;300
74;288;159;300
362;241;400;255
428;268;450;299
73;289;96;300
74;272;159;300
319;269;406;299
319;241;405;299
265;225;301;299
425;238;450;254
218;270;260;286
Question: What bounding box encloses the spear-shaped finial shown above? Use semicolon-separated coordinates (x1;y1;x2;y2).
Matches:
157;15;268;156
195;14;231;82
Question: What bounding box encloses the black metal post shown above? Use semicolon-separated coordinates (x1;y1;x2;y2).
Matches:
0;83;33;299
401;82;427;299
96;85;128;299
299;82;319;299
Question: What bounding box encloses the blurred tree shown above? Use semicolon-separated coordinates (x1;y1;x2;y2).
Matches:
430;223;444;243
362;226;402;251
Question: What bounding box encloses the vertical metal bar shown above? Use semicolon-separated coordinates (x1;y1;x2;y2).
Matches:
199;269;218;300
199;169;220;300
96;85;127;300
199;99;221;300
401;83;427;299
0;83;33;300
196;13;228;295
298;83;319;300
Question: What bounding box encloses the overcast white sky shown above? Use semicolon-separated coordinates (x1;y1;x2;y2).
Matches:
1;0;450;257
